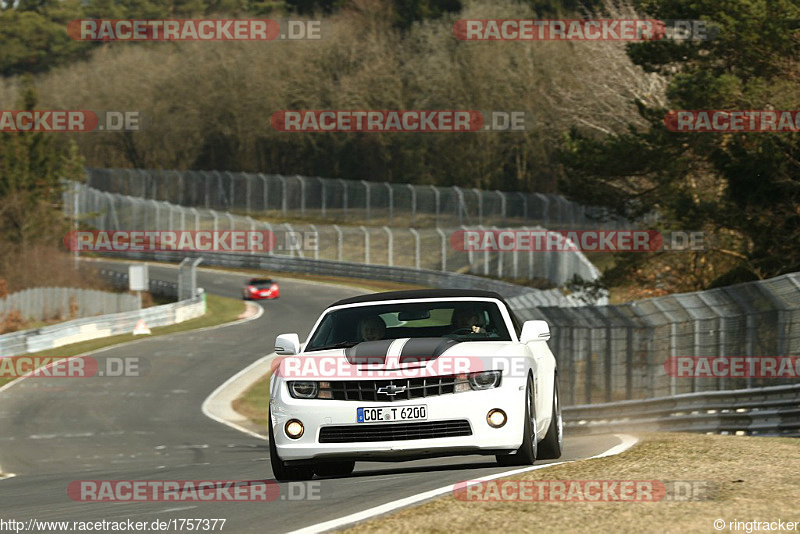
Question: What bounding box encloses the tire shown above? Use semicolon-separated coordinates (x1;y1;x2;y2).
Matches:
496;375;537;467
313;461;355;478
537;377;563;460
268;409;315;482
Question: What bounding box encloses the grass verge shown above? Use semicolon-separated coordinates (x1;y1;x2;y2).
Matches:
344;432;800;533
233;372;271;431
0;293;245;389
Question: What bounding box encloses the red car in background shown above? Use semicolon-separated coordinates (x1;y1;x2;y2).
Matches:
242;278;280;300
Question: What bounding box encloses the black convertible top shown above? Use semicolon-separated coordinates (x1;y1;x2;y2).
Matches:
330;289;507;307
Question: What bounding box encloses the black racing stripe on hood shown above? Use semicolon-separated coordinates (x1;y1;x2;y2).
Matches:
398;338;460;364
344;339;394;365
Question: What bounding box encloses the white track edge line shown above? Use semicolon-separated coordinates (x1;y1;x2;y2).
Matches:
200;352;274;441
287;434;639;534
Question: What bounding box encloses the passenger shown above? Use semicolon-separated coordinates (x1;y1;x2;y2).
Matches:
358;315;386;341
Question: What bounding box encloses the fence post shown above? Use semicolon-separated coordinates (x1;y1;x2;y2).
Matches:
473;189;483;226
407;184;416;226
310;224;319;260
245;173;252;214
496;191;506;225
263;221;274;256
409;228;421;270
339;179;348;221
360;225;370;265
333;224;343;262
320;177;327;219
436;228;447;271
429;185;440;227
385;182;393;224
383;226;393;266
279;175;288;216
361;180;371;223
453;186;464;226
297;175;306;217
259;174;269;212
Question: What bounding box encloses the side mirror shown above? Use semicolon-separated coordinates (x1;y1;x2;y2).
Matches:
520;320;551;343
275;333;300;355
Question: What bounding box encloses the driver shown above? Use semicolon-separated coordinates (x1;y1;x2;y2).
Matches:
358;315;386;341
451;305;486;334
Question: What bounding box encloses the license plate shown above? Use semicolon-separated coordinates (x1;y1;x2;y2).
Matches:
357;405;427;423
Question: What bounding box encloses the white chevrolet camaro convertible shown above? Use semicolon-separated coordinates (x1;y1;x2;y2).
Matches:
269;289;562;481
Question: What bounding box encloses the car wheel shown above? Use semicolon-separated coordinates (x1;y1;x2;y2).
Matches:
313;461;355;478
268;408;315;482
496;375;537;467
537;377;563;460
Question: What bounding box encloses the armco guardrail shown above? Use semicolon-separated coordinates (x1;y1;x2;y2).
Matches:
564;384;800;437
0;287;140;321
0;295;205;357
90;249;585;307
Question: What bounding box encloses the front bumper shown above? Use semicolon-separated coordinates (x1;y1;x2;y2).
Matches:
270;381;526;463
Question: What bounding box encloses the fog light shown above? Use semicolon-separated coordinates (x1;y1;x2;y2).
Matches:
487;409;507;428
285;419;304;439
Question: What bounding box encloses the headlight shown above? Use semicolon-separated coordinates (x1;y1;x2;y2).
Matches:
289;381;318;399
288;381;334;399
454;371;502;392
469;371;501;390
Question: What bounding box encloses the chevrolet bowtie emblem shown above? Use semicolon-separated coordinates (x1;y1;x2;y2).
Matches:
377;383;407;396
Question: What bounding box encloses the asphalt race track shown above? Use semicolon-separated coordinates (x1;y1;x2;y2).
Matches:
0;261;626;533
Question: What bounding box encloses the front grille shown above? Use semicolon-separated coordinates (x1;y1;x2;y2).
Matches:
318;420;472;443
328;376;460;402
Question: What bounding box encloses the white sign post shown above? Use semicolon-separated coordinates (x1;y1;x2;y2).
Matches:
129;264;148;307
129;264;151;335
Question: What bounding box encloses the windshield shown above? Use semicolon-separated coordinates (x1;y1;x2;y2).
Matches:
306;300;511;351
248;279;274;287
